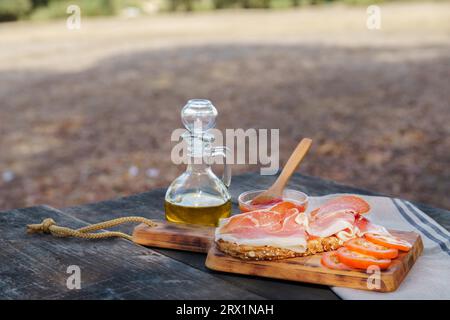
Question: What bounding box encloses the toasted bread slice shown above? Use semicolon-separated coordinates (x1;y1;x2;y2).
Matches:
216;237;343;261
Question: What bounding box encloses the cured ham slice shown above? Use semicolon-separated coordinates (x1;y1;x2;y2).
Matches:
216;205;308;253
307;211;356;239
307;195;370;239
215;195;393;259
355;216;390;236
311;195;370;220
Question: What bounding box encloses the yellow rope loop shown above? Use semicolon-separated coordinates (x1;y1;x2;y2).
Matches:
77;216;157;233
26;216;157;241
27;218;56;234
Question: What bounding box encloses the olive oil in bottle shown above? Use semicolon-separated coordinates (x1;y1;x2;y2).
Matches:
165;193;231;226
164;99;232;227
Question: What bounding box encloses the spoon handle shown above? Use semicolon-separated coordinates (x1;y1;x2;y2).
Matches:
270;138;312;194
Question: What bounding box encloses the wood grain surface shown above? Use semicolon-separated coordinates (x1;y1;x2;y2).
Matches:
0;206;259;299
1;173;447;299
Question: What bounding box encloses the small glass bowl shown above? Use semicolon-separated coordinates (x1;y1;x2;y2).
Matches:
238;189;309;213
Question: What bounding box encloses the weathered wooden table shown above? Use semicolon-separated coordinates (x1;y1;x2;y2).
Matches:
1;173;449;300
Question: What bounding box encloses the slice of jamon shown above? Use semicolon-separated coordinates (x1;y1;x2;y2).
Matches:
311;195;371;220
307;211;356;238
219;208;306;237
219;210;280;235
269;201;298;215
216;207;308;253
307;195;370;238
219;201;303;236
217;201;308;240
355;216;390;236
275;208;309;236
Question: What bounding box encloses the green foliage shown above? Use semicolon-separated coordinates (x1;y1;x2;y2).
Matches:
0;0;32;21
1;0;393;20
168;0;195;11
211;0;234;9
169;0;273;10
31;0;49;8
341;0;380;5
242;0;272;8
31;0;120;20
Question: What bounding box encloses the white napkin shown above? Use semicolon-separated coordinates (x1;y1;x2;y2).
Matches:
309;194;450;300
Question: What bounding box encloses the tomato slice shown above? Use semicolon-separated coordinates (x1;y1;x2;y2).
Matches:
344;238;398;259
321;251;354;271
337;247;392;270
365;233;412;252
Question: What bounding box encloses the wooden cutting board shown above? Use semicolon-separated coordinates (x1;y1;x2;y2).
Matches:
133;221;423;292
133;220;214;253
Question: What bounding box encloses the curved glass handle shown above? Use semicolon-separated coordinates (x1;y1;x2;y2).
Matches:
212;146;231;188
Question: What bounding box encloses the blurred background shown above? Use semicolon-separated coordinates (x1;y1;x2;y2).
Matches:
0;0;449;211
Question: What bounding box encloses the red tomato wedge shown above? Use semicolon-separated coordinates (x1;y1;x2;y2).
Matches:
337;247;392;270
344;238;398;259
321;251;354;271
365;233;412;252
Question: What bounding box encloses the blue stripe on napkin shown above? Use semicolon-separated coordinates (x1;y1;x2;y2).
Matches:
402;200;450;240
392;199;450;255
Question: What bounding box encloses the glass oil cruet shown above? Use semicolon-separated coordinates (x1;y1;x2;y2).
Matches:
165;99;232;226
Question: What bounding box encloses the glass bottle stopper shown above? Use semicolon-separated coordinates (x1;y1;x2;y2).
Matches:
181;99;217;134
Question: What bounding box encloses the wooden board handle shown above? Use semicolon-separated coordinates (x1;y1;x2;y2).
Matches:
133;220;214;253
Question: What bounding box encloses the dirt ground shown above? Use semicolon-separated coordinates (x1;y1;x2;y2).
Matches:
0;3;449;211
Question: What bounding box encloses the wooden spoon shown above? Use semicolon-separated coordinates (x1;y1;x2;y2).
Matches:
250;138;312;206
